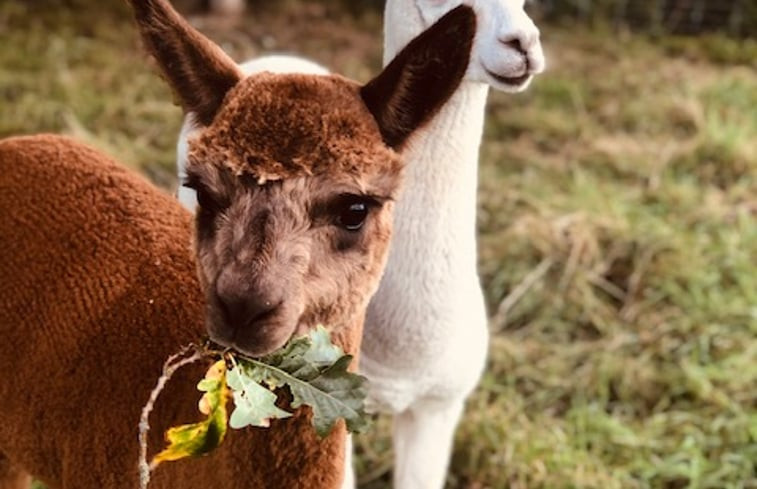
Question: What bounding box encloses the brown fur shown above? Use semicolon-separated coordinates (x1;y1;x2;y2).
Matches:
185;73;403;356
129;0;476;359
0;135;352;489
0;455;29;489
0;1;475;487
190;73;401;184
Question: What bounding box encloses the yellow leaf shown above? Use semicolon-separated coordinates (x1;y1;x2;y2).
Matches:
151;360;229;469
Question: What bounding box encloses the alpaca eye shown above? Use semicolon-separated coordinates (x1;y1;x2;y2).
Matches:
334;195;375;232
339;202;368;231
196;188;218;212
183;177;220;213
190;184;224;214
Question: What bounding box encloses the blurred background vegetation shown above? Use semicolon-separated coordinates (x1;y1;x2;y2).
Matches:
535;0;757;36
1;0;755;488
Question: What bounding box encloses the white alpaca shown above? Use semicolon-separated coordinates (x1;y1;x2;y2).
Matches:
364;2;544;488
176;2;544;488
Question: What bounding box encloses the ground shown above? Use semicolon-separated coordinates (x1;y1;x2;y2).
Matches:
1;1;755;488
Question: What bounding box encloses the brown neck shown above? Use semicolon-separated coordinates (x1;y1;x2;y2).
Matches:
330;314;365;367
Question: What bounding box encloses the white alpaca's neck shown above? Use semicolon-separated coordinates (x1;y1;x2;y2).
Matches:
382;0;488;268
393;82;488;267
361;82;491;407
361;1;490;391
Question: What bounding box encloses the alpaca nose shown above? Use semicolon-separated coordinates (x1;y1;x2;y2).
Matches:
217;290;282;328
215;271;284;329
499;28;539;54
500;37;524;54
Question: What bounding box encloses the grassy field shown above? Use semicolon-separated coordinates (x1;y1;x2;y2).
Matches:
2;1;755;488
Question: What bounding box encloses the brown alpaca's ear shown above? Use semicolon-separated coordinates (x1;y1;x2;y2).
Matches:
360;5;475;149
126;0;242;126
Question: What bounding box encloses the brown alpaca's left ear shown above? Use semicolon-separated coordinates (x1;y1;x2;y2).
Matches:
360;5;475;149
126;0;243;126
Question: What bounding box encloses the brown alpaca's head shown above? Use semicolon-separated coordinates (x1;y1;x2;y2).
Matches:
128;0;474;357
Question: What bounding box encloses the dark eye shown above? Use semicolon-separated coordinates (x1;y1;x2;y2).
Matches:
195;187;218;212
183;178;221;214
334;195;374;231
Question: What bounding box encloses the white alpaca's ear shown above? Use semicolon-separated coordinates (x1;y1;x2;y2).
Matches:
127;0;243;125
361;5;475;149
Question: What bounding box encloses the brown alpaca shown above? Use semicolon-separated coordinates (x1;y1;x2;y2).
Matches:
0;1;474;488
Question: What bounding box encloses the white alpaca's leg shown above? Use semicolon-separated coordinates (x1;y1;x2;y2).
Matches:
393;399;465;489
340;434;356;489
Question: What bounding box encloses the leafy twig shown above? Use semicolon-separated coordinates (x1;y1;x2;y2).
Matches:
138;327;368;488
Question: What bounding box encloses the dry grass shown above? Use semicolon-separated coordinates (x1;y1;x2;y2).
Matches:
2;1;754;488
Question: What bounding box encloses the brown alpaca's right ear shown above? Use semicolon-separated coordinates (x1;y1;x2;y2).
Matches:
360;5;475;149
126;0;242;126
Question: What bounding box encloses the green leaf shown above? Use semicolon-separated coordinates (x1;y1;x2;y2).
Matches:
302;325;343;366
151;360;229;467
151;415;226;465
257;335;315;386
236;328;369;437
148;326;369;479
288;354;369;436
226;365;291;429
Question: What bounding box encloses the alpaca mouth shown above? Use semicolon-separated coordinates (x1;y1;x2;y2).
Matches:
214;324;294;358
207;312;297;358
484;68;531;87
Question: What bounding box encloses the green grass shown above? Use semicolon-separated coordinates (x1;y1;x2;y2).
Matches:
2;1;755;488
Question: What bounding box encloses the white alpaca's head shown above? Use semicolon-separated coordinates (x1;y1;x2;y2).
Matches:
385;0;545;92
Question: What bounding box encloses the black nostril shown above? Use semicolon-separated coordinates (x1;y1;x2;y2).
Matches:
501;37;525;55
217;291;282;329
216;293;240;326
247;296;282;324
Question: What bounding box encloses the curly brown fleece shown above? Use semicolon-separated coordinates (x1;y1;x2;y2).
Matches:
0;135;352;489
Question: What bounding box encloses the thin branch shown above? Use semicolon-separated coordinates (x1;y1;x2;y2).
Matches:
138;344;206;489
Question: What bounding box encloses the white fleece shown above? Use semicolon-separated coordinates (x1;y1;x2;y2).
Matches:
362;2;544;488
